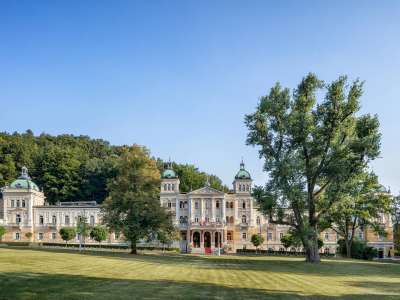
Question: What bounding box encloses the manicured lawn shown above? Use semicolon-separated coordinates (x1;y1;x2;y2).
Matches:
0;248;399;299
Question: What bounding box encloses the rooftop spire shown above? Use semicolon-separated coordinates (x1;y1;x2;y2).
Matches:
240;157;245;169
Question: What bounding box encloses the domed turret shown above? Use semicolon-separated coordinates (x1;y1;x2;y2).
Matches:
162;168;178;179
235;160;251;180
161;160;180;193
233;160;252;193
10;166;40;192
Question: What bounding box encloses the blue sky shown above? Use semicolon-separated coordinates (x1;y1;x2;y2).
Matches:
0;1;399;192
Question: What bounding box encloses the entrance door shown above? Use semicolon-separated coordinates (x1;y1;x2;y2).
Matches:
378;248;384;258
204;232;211;254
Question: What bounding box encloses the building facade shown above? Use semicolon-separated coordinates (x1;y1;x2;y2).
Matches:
0;165;394;257
160;161;394;257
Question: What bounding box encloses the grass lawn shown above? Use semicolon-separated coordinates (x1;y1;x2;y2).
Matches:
0;248;399;300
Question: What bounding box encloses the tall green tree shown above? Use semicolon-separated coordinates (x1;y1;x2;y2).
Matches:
246;74;381;263
102;145;174;254
323;172;391;258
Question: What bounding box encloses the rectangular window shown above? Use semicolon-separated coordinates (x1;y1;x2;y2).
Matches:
279;233;283;240
15;232;20;240
90;215;95;226
38;233;43;240
216;217;220;223
195;202;199;209
267;232;272;241
52;232;56;240
242;233;247;240
194;217;199;223
11;200;15;208
22;200;26;207
39;215;44;225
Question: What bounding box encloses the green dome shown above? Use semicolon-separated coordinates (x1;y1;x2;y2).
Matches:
10;167;40;191
162;169;177;179
235;161;251;180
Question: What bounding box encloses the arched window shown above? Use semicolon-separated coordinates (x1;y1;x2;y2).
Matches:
167;184;171;191
179;201;183;208
226;216;229;223
16;214;21;224
242;202;246;209
39;215;44;225
242;215;247;224
216;201;220;208
22;200;26;207
52;215;57;225
256;216;260;225
65;215;70;225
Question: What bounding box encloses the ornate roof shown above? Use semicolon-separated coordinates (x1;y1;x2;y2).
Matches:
9;166;40;191
235;160;251;180
161;161;178;179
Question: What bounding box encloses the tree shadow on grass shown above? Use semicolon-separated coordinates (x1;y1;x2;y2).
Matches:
6;247;400;278
0;272;399;300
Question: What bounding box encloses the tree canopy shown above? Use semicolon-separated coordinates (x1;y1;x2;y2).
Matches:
102;145;175;254
0;131;227;204
246;73;381;263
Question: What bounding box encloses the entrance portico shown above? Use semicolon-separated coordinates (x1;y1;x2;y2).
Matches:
189;229;224;254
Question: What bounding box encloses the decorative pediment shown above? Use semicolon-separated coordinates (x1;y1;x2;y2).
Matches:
188;186;225;195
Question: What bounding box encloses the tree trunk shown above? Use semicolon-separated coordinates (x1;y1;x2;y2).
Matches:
130;240;137;254
345;240;352;258
305;242;320;263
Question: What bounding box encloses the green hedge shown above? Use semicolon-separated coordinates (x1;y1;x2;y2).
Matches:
40;242;180;252
236;249;335;257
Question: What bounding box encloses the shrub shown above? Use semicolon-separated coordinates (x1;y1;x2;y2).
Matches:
338;239;377;260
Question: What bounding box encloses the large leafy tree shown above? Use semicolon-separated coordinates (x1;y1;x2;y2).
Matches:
102;145;174;254
246;73;381;263
323;172;391;258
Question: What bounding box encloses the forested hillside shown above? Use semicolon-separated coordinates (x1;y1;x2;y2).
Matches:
0;130;228;204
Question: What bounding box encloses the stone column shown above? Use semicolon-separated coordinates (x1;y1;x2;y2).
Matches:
211;199;215;222
222;197;226;224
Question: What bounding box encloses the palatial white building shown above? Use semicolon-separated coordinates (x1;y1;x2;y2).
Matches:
0;165;393;257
